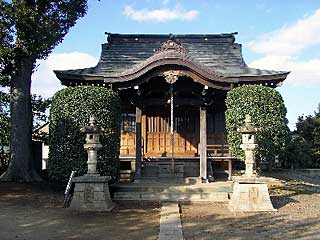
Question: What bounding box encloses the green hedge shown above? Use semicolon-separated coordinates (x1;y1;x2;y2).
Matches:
48;86;121;182
225;85;289;166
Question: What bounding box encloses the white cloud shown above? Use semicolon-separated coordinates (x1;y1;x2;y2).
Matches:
248;8;320;56
250;56;320;85
248;8;320;85
31;52;97;98
123;5;199;22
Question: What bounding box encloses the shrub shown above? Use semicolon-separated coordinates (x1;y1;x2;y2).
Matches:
0;92;10;176
48;86;121;182
225;85;289;169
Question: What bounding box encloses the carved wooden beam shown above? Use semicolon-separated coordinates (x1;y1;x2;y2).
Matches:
155;38;189;56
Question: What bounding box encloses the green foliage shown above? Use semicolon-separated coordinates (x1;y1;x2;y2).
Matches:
284;134;313;168
48;86;121;182
32;95;51;129
1;0;88;59
0;91;10;174
225;85;289;167
1;0;88;86
0;91;10;146
0;91;50;132
0;1;15;86
32;95;51;145
293;105;320;168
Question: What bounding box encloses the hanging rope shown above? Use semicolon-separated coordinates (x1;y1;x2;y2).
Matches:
170;84;174;172
163;71;178;174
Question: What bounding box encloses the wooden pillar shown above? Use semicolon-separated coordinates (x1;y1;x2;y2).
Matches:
200;106;207;182
228;159;232;181
141;115;147;155
135;106;142;180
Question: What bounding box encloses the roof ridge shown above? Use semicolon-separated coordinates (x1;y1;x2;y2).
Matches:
105;32;238;40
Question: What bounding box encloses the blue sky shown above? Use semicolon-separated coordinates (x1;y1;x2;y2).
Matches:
32;0;320;130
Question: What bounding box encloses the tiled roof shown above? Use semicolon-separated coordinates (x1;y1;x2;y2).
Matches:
97;33;246;75
55;33;289;85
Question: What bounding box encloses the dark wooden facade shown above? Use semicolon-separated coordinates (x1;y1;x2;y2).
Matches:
55;33;289;181
118;75;228;158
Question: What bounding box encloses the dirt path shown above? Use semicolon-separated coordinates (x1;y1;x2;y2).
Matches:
181;180;320;240
0;183;160;240
1;178;319;240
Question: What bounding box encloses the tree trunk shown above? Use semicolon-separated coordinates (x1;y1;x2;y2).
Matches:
0;57;42;182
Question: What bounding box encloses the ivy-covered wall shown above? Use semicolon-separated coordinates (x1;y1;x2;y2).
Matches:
225;85;289;167
48;86;121;182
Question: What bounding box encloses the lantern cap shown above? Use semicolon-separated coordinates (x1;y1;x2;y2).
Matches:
80;115;103;134
237;114;259;133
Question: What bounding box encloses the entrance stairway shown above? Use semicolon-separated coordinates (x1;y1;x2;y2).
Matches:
110;179;232;202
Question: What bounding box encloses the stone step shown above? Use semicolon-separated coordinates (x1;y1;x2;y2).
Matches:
137;177;202;184
111;185;231;194
119;170;134;182
110;184;232;193
111;182;232;202
113;191;229;202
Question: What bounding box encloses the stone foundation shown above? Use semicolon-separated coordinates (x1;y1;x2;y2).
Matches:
70;174;115;211
142;159;200;178
158;163;184;178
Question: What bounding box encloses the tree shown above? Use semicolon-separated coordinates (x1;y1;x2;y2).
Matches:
0;0;88;182
225;85;289;171
294;105;320;168
0;92;50;175
284;133;313;169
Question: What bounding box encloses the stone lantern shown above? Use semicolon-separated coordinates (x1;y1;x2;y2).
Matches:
229;114;276;212
69;116;115;211
237;115;258;177
80;116;103;174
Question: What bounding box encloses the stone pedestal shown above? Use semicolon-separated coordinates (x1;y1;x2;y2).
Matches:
229;176;276;212
70;174;115;211
229;115;275;212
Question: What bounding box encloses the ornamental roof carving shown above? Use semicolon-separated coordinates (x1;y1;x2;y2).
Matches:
155;37;189;56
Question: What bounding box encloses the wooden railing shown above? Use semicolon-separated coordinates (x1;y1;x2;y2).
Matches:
207;144;230;157
207;144;236;180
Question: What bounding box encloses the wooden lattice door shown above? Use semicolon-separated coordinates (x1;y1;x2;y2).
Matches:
145;110;199;157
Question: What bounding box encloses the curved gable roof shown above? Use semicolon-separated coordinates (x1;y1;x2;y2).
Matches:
55;33;289;88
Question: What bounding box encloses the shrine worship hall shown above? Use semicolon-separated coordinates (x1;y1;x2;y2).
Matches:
55;33;288;183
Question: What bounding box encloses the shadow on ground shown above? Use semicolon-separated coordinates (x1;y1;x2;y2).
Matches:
182;206;319;240
181;181;320;240
0;183;160;240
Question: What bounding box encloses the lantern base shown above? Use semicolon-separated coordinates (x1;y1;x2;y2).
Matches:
228;176;276;212
69;174;115;211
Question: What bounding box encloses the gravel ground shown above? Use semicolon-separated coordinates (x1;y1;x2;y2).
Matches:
181;179;320;240
0;183;160;240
